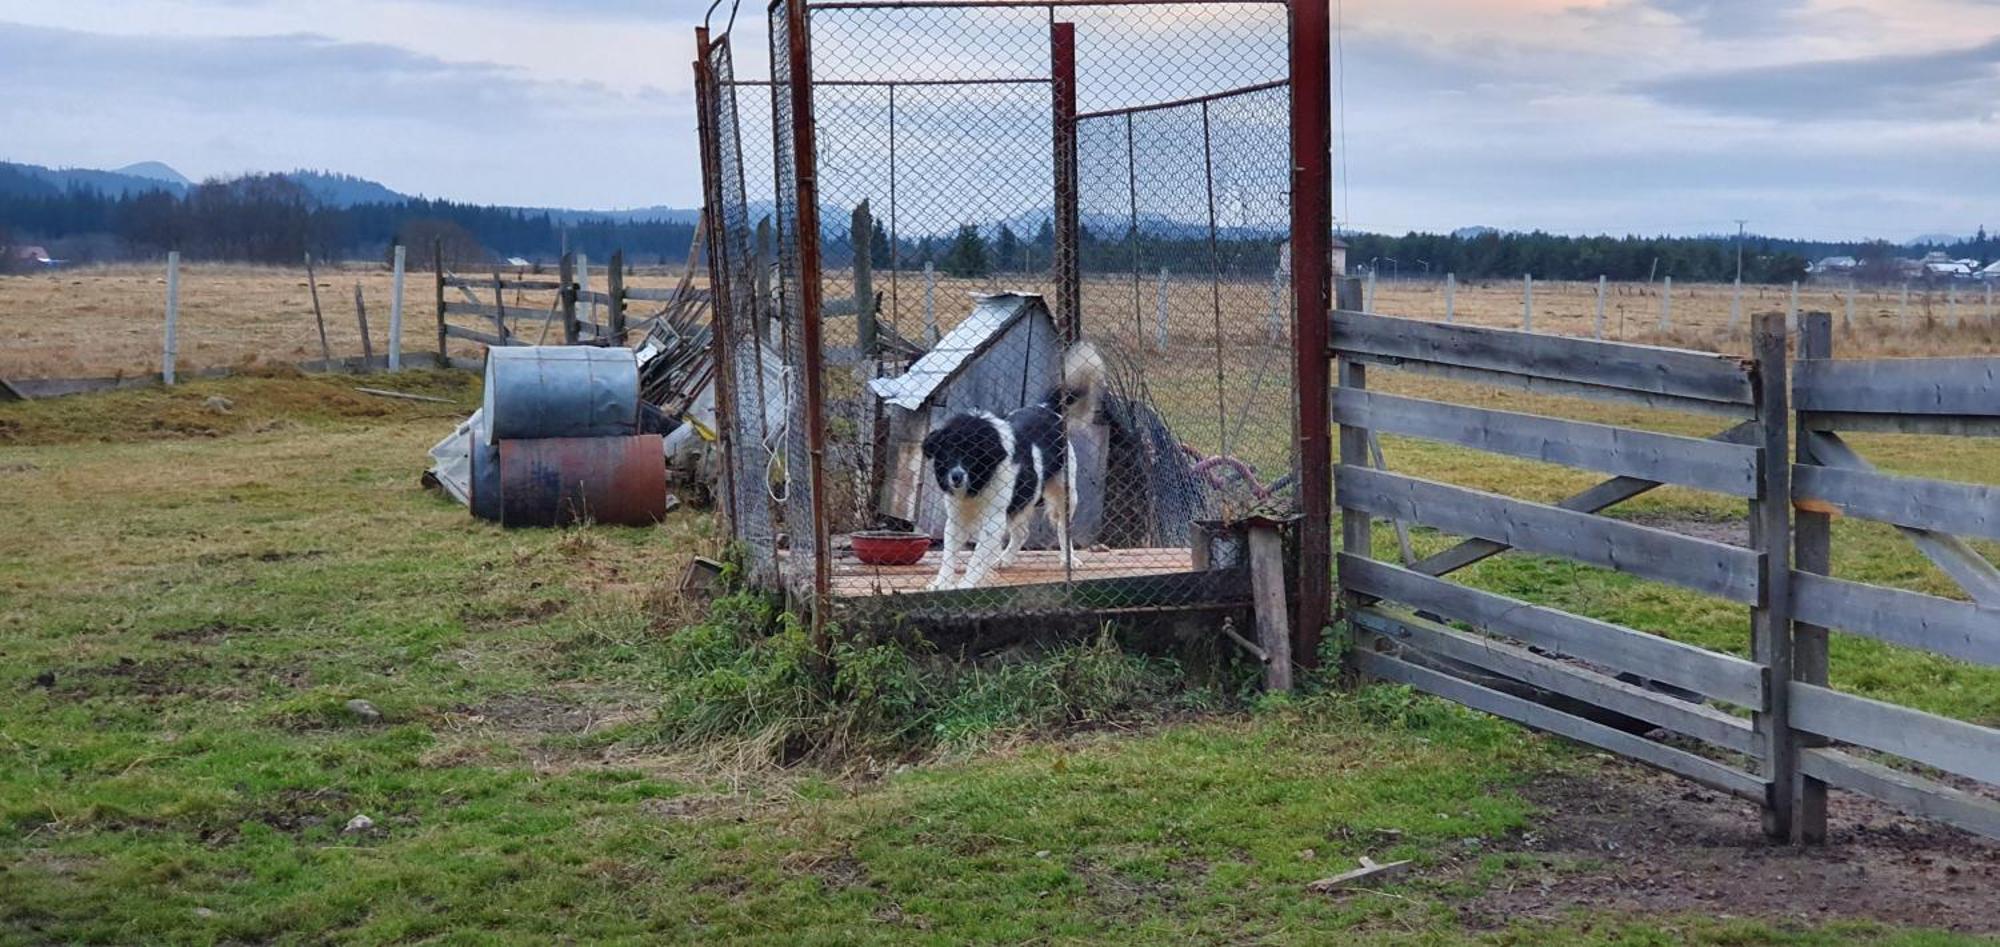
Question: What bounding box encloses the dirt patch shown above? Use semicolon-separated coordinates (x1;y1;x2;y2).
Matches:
1458;760;2000;932
153;621;254;644
457;694;603;737
37;655;216;701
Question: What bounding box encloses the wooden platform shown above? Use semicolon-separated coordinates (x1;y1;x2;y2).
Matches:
816;548;1196;599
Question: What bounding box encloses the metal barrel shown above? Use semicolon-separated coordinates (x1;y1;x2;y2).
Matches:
468;438;502;522
483;346;640;444
497;435;668;528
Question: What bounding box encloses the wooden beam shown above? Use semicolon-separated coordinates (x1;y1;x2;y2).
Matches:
1340;556;1764;707
1792;572;2000;667
1248;524;1293;693
1799;747;2000;842
1795;356;2000;417
1333;389;1760;497
1804;431;2000;605
1336;466;1765;605
1793;464;2000;544
1790;682;2000;786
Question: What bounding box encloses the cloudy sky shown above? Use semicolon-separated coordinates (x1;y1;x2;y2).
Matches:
1;0;1995;240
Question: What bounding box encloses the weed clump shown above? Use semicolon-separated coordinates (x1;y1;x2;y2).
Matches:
646;590;1217;764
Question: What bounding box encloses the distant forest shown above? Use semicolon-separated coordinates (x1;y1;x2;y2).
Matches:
0;173;698;269
1;167;1990;285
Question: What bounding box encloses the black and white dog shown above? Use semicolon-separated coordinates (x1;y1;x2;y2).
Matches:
920;342;1102;591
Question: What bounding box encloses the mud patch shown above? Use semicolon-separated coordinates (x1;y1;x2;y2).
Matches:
153;621;254;644
1458;760;2000;932
37;655;217;701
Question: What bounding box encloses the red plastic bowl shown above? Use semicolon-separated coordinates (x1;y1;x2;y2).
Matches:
852;531;931;566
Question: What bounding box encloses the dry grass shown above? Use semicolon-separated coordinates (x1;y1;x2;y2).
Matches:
0;262;699;380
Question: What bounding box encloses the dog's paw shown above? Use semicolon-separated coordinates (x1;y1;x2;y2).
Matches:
925;575;956;592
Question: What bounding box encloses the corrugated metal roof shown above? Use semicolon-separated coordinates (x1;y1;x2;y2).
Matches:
868;292;1052;411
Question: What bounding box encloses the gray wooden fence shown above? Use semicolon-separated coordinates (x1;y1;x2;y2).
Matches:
1332;297;2000;845
435;250;628;355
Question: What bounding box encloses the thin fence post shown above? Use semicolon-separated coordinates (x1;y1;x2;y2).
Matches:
577;252;592;331
1593;274;1607;339
1750;310;1796;841
433;239;447;367
1363;268;1376;313
607;250;627;345
1844;281;1855;331
353;283;373;370
1987;280;1995;325
491;271;508;345
1155;267;1170;349
1522;273;1533;331
305;251;331;365
1787;280;1799;332
1948;283;1960;329
389;245;405;371
1793;310;1834;844
853;202;875;353
922;261;937;344
559;253;579;344
1444;272;1456;323
162;251;180;385
1898;282;1909;331
1335;276;1370;677
1659;276;1672;330
1729;276;1743;331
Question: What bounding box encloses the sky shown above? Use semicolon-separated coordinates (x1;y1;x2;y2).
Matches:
0;0;1995;240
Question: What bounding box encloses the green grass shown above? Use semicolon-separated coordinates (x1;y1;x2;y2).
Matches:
2;373;1994;944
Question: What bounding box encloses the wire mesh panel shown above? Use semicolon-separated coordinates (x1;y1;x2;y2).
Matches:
704;0;1303;629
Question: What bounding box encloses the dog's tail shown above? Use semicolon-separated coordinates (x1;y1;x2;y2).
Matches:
1046;340;1104;425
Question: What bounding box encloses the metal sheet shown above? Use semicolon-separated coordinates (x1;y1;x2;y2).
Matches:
483;346;641;443
497;435;668;528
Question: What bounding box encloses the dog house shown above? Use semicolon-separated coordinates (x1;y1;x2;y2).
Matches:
693;0;1333;644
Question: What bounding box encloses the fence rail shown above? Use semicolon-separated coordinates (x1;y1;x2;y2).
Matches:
1336;300;2000;845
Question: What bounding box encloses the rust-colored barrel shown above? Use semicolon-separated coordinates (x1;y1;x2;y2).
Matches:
496;435;667;528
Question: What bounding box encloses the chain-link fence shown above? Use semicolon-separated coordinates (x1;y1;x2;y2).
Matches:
700;0;1308;632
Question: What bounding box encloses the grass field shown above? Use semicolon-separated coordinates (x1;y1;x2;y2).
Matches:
6;265;1997;382
4;372;1998;943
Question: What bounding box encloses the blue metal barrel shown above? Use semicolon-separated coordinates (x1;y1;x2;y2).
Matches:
468;437;502;522
483;346;640;444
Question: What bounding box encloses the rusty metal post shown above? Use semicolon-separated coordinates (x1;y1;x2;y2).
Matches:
692;27;742;535
785;0;834;643
606;250;626;345
1290;0;1335;669
1050;20;1081;343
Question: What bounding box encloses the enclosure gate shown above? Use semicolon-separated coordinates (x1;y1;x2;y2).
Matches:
1336;300;2000;844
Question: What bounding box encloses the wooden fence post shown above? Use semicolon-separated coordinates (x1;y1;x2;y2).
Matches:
389;245;405;371
1729;277;1743;331
923;261;938;344
1898;282;1909;331
1844;282;1855;331
1248;522;1294;693
853;202;875;353
1363;268;1376;313
559;253;579;344
577;252;592;332
1594;274;1607;339
1792;310;1834;844
1949;283;1960;329
1444;272;1456;324
305;251;331;365
1335;275;1370;671
1787;280;1799;332
1659;276;1673;330
1155;267;1170;349
1522;274;1533;331
1750;310;1797;841
163;251;180;385
353;283;373;370
491;271;508;345
432;239;448;367
607;250;627;345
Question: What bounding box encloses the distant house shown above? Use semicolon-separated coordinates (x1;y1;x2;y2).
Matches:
0;245;56;272
1808;255;1857;275
1981;260;2000;282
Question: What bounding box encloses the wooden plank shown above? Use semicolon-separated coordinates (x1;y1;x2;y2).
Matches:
1355;607;1760;754
443;302;508;322
1332;309;1755;406
624;287;708;303
1805;432;2000;605
1792;572;2000;667
352;283;373;368
1799;747;2000;841
1333;389;1759;497
1792;310;1832;843
1338;353;1373;618
1357;649;1765;801
1409;421;1762;578
305;252;331;364
1340;556;1764;707
1801;412;2000;438
1795;357;2000;417
1336;466;1765;604
1794;464;2000;543
1352;354;1756;421
1790;682;2000;786
1248;525;1293;693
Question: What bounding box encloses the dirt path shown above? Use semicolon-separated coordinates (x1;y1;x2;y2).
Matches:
1460;758;2000;933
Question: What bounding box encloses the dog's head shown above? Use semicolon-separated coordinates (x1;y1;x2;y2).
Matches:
921;415;1008;499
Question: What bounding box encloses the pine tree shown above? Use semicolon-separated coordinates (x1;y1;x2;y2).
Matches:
941;224;989;278
994;223;1021;273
